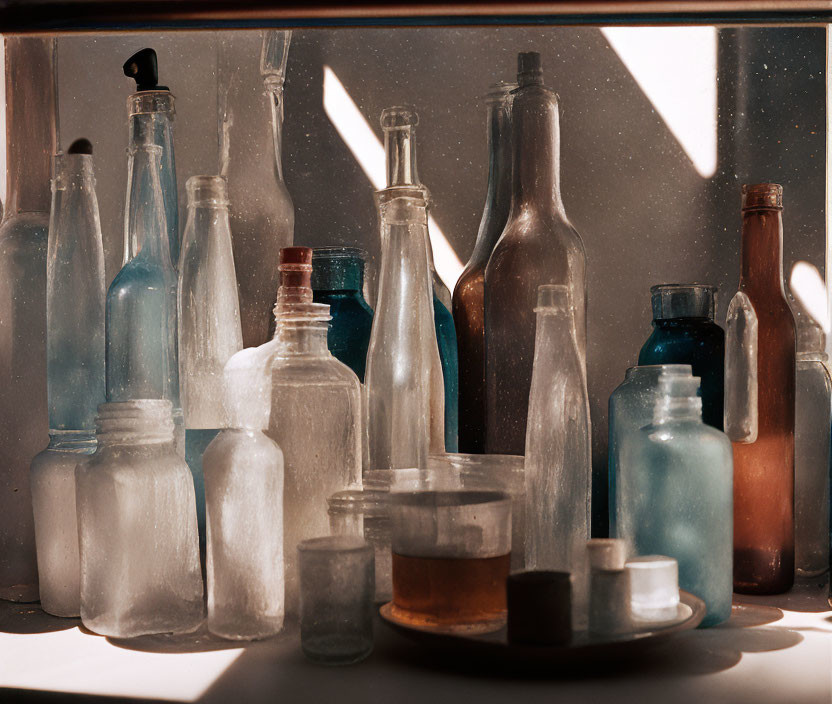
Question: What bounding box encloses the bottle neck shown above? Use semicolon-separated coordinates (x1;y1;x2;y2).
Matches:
5;37;57;215
511;85;564;215
275;319;330;357
47;430;97;452
384;124;418;187
96;401;175;446
653;397;702;424
265;77;286;182
740;208;785;294
127;146;172;267
625;364;690;383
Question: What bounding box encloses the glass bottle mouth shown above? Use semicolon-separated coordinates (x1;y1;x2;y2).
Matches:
96;399;174;444
311;247;366;292
127;90;175;117
186;175;228;207
742;183;783;211
650;283;716;320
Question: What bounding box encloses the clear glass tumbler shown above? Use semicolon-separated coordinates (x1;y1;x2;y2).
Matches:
298;536;374;666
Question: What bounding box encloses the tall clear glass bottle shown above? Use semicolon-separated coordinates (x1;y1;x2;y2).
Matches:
366;107;446;469
608;364;690;540
311;247;374;382
205;351;284;640
485;52;587;455
76;400;203;637
638;284;725;430
792;303;831;578
219;30;295;347
524;285;590;625
31;139;106;617
106;141;183;452
179;175;243;553
732;184;796;595
622;371;733;627
0;37;57;602
453;83;514;454
122;48;179;268
267;247;363;615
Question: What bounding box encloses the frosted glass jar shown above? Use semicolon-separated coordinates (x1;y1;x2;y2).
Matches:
76;400;203;637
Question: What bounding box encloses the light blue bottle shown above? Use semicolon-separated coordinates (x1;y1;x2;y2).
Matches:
621;370;733;627
106;140;183;451
608;364;690;538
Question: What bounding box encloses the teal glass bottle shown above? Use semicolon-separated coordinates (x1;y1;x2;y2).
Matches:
621;370;733;627
608;364;691;539
432;290;459;453
311;247;374;382
638;284;725;431
106;140;182;451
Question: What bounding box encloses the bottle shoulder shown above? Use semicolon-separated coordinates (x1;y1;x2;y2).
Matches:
271;354;361;389
641;419;732;452
203;429;283;466
0;213;48;249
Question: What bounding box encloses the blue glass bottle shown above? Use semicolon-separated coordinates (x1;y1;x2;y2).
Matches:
432;289;459;453
638;284;725;431
621;370;733;627
311;247;374;382
106;140;182;451
608;364;690;539
122;48;179;269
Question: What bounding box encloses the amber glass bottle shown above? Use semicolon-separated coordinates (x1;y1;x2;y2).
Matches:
484;52;586;455
732;183;796;595
453;83;513;454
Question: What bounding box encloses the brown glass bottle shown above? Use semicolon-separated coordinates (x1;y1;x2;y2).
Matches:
453;83;513;454
732;183;796;595
484;52;586;455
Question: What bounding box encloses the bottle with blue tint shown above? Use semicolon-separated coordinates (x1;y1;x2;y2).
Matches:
31;139;106;617
638;284;725;431
106;139;183;452
621;370;733;627
431;274;459;453
311;247;374;382
123;48;179;269
608;364;690;540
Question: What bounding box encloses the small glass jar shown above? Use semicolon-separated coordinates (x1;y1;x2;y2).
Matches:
76;400;204;638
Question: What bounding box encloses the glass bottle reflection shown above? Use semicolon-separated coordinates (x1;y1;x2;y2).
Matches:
453;83;513;454
485;52;587;455
0;37;56;602
731;184;796;595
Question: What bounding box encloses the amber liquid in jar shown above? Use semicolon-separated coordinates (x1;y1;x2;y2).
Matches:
391;552;510;627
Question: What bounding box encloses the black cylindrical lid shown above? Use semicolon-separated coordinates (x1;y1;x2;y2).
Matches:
68;138;92;155
123;48;169;91
517;51;543;87
507;571;571;646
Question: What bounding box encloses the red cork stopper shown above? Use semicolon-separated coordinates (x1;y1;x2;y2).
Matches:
278;246;313;304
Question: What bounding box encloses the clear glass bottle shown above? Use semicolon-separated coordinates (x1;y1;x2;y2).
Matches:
608;364;691;541
179;175;243;552
622;371;733;627
638;284;725;431
30;139;106;617
453;83;514;454
106;140;184;453
732;184;796;595
219;30;294;347
0;37;56;602
792;304;831;578
267;247;363;615
524;285;590;625
311;247;374;382
204;351;284;640
122;48;179;269
485;52;587;455
76;400;203;637
366;107;446;469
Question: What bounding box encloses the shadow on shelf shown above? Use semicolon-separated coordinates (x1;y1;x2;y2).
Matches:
106;624;252;654
0;601;79;635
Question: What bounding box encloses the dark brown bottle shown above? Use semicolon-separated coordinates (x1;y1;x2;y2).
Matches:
453;83;513;454
732;183;796;595
484;52;586;455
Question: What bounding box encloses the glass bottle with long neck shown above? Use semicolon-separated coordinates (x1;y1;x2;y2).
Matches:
453;83;514;454
31;140;106;617
267;247;362;615
366;107;445;469
179;175;243;555
0;37;57;602
219;30;295;347
122;48;179;269
106;141;183;452
732;184;796;595
524;284;590;626
485;52;587;456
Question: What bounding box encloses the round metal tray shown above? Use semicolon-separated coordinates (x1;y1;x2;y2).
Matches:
379;590;705;666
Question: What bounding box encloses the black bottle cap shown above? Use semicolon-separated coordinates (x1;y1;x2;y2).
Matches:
123;48;169;92
507;571;572;646
67;138;92;155
518;51;543;87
